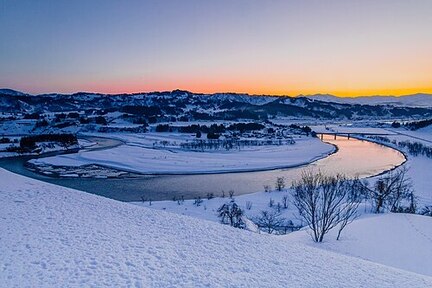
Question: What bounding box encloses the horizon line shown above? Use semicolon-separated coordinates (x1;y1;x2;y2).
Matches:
1;87;432;98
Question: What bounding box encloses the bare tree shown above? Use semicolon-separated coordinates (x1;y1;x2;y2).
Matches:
366;167;413;213
228;190;235;199
336;202;359;240
407;189;416;214
292;170;361;242
254;210;286;234
282;195;289;209
336;178;363;240
275;177;286;191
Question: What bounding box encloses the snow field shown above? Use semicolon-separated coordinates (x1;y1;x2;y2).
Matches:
1;168;431;287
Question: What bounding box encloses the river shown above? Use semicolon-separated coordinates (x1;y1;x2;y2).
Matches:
0;135;405;201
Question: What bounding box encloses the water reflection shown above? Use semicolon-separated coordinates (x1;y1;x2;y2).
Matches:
0;135;405;201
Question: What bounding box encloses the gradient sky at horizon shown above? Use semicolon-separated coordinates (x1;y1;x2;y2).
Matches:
1;0;432;96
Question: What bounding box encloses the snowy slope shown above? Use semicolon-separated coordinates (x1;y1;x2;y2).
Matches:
288;213;432;277
1;169;431;287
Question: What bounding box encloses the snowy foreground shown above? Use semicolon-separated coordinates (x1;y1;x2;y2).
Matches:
29;133;334;174
1;169;432;287
134;191;432;277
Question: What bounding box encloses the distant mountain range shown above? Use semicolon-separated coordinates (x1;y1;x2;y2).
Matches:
0;88;27;96
3;88;431;107
1;88;432;120
305;93;432;108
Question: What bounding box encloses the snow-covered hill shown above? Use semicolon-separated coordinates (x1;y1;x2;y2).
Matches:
2;88;432;120
307;93;432;107
0;88;27;96
1;168;431;287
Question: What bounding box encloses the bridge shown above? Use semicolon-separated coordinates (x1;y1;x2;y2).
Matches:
316;132;395;140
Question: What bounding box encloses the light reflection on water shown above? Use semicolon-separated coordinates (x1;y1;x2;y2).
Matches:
0;135;405;201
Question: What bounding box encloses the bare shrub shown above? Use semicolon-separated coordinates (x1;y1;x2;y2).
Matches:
245;201;253;210
282;195;289;209
275;177;285;191
217;200;245;229
268;198;274;208
276;202;281;213
254;210;286;234
141;196;153;206
193;197;203;207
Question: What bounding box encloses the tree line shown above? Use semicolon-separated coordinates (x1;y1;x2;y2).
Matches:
155;122;265;134
19;134;78;151
368;136;432;159
179;138;295;151
404;118;432;130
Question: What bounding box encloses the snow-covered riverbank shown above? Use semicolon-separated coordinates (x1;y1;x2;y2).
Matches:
28;132;335;175
310;124;432;206
364;127;432;206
